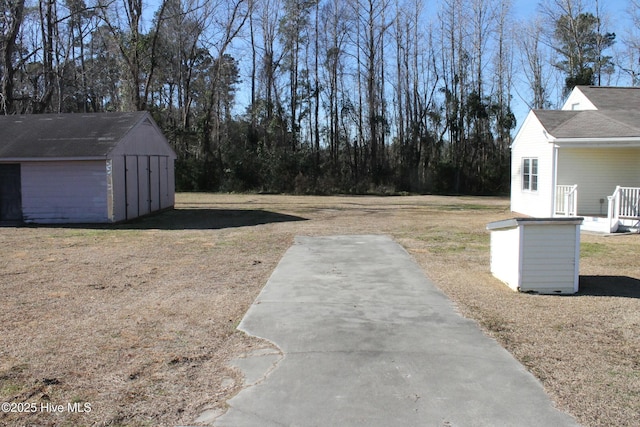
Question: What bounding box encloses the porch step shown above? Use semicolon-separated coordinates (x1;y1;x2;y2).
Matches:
580;216;616;233
617;218;640;233
617;224;640;234
579;217;640;233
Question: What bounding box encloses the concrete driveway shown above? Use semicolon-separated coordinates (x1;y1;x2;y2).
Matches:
213;235;580;427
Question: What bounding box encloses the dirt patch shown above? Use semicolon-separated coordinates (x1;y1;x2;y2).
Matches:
1;194;638;426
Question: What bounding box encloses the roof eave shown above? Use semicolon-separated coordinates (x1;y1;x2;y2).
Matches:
550;136;640;148
0;156;107;162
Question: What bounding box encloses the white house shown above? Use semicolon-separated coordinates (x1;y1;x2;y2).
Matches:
511;86;640;233
0;112;176;224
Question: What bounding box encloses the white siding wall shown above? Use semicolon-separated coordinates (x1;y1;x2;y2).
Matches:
511;112;556;217
490;227;521;291
521;224;579;293
21;161;108;223
557;148;640;214
561;87;596;110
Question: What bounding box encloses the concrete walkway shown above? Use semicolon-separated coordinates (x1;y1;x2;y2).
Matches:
213;235;580;427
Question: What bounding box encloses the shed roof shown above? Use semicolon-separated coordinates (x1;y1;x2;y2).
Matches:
486;217;584;231
0;112;153;159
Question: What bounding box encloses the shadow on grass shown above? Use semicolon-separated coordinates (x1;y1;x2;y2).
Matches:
579;275;640;299
8;208;308;231
124;208;308;230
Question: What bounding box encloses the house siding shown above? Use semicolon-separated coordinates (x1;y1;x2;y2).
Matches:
557;148;640;215
21;161;108;223
511;112;556;217
561;87;596;111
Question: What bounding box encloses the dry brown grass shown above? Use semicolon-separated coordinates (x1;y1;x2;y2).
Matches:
0;193;638;426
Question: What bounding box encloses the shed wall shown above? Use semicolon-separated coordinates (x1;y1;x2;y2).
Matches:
110;118;176;158
489;227;521;291
21;161;108;223
160;156;174;209
521;224;578;292
511;113;556;217
557;148;640;214
108;117;176;222
110;154;175;222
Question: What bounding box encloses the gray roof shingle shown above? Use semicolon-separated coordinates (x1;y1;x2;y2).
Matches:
532;87;640;139
534;109;640;139
0;112;149;159
574;85;640;110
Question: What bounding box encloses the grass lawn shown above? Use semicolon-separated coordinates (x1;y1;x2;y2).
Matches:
1;193;638;426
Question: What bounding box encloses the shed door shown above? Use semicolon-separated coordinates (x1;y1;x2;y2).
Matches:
0;164;22;222
137;156;150;216
125;156;139;220
149;156;160;212
159;156;170;209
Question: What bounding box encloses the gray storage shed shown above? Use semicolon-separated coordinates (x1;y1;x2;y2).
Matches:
0;112;176;224
486;217;583;294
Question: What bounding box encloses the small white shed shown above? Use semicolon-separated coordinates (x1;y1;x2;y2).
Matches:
0;112;176;224
486;217;583;294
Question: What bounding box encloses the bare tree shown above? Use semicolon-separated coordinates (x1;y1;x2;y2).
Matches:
319;0;350;173
200;0;248;160
0;0;26;114
438;0;469;192
97;0;169;110
356;0;392;184
254;0;285;148
617;0;640;85
518;18;552;109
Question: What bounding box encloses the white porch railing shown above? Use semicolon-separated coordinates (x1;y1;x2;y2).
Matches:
555;185;578;216
608;186;640;229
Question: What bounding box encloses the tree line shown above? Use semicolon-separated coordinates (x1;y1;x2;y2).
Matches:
1;0;635;194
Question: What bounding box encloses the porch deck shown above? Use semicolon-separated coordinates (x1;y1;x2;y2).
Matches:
555;186;640;233
580;215;640;233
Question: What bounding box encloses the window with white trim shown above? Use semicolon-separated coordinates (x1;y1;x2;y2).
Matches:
522;158;538;191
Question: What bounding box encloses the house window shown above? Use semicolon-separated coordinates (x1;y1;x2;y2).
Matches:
523;158;538;191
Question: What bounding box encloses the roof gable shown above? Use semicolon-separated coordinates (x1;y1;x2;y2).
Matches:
526;86;640;142
0;112;154;159
569;86;640;110
561;87;597;110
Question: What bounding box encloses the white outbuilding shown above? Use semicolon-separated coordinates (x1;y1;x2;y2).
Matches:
0;112;176;224
487;217;583;294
